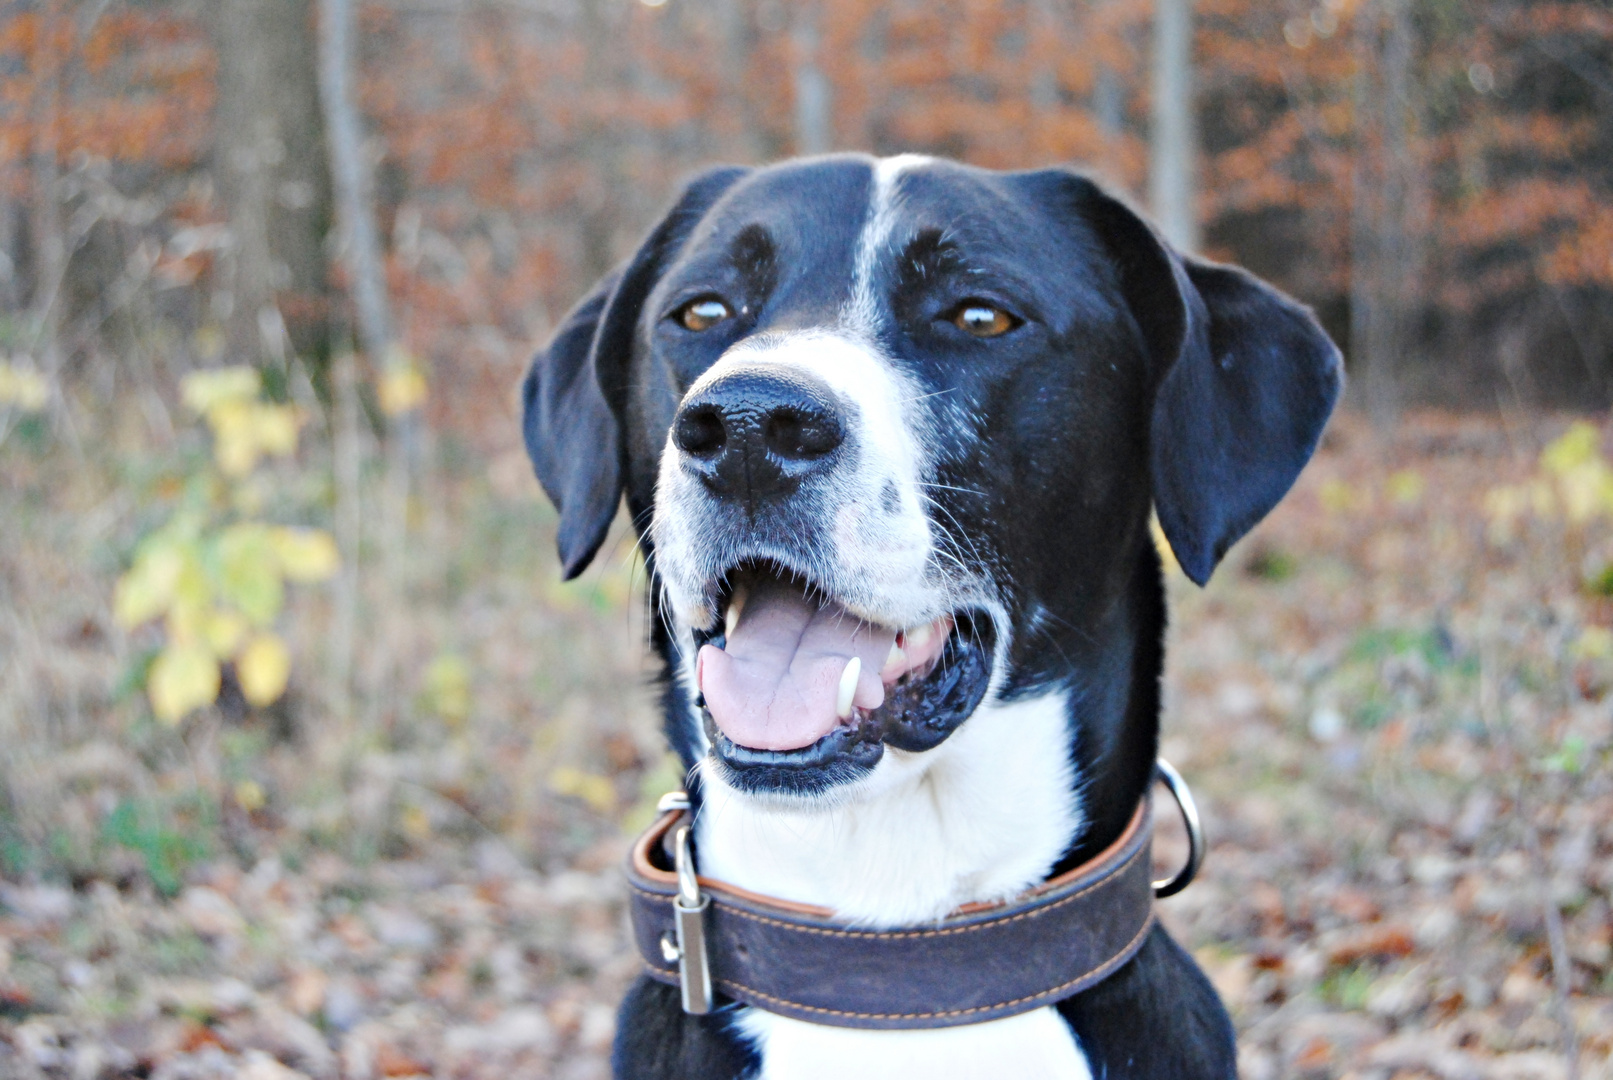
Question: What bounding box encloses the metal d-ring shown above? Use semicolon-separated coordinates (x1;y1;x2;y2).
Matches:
1152;758;1204;898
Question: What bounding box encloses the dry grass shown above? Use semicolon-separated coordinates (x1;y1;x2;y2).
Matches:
0;408;1610;1079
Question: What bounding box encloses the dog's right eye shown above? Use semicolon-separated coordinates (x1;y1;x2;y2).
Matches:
675;298;732;332
945;300;1021;338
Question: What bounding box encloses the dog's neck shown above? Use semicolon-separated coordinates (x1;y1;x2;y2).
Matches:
695;690;1082;928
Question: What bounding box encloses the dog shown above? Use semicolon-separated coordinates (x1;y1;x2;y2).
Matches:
522;154;1341;1080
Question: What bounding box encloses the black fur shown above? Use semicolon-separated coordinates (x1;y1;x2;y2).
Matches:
522;155;1340;1079
1057;925;1239;1079
611;981;758;1080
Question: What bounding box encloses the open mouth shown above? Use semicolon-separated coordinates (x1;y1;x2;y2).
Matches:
691;561;995;794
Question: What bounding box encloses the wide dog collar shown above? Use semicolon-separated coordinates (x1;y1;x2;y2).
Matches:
625;759;1202;1030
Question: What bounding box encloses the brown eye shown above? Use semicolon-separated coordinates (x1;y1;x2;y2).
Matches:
678;298;732;331
953;303;1017;338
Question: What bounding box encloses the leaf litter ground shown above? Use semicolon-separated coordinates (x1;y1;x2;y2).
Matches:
1;411;1610;1079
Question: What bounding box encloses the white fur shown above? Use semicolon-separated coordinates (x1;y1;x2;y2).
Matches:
735;1005;1093;1080
696;692;1081;925
844;153;932;337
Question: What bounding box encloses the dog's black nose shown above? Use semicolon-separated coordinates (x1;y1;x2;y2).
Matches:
673;367;845;504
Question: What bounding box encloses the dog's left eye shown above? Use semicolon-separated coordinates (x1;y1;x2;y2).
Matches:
675;297;732;332
949;302;1020;338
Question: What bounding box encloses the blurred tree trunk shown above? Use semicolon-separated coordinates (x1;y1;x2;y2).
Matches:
793;1;832;156
213;0;333;376
715;0;764;162
1150;0;1198;251
317;0;393;372
1351;0;1420;428
28;3;65;383
1027;0;1060;157
1092;0;1127;178
576;0;626;282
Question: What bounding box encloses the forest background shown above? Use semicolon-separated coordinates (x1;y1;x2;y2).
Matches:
1;1;1611;1078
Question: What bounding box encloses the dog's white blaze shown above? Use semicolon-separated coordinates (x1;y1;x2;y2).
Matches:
698;690;1081;923
700;690;1086;1076
844;153;932;338
735;1006;1092;1080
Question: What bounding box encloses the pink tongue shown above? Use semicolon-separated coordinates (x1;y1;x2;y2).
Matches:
698;579;896;752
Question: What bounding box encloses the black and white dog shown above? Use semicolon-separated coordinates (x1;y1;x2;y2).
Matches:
523;154;1340;1080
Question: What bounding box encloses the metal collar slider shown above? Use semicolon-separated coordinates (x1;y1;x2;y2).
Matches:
655;791;712;1014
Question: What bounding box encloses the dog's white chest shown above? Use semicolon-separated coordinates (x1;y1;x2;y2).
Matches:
696;691;1090;1078
736;1006;1092;1080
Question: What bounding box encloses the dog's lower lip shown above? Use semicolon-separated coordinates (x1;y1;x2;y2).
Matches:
705;610;995;792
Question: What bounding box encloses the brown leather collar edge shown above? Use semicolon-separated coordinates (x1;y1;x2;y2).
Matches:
625;798;1156;1029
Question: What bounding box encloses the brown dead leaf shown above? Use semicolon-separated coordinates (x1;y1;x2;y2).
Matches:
1328;924;1416;965
375;1043;430;1077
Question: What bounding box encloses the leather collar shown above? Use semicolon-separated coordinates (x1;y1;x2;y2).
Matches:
626;796;1157;1029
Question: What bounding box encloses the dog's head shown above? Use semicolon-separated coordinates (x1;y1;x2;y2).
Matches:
524;155;1340;801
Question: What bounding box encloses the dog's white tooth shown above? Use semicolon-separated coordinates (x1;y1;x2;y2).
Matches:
724;584;747;639
905;621;934;651
881;641;907;679
836;657;861;720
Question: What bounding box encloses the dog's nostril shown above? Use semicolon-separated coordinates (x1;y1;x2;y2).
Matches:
764;408;842;460
675;406;727;457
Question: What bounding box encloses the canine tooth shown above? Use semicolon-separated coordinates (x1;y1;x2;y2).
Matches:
881;641;907;678
836;657;861;720
905;621;935;651
724;584;747;639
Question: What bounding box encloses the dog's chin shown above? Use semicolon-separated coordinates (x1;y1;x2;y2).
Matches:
701;611;996;801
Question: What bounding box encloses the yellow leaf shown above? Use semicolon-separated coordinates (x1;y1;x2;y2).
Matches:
400;804;432;841
1319;478;1361;514
234;779;266;812
114;543;183;627
1386;470;1425;506
1541;422;1602;475
208;399;261;476
217;524;283;625
203;609;249;657
182;366;259;414
550;766;616;814
378;365;428;416
252;404;302;458
148;643;221;724
422;652;471;725
269;528;339;582
1558;464;1607;524
0;361;48;411
237;633;291;707
1570;626;1613;662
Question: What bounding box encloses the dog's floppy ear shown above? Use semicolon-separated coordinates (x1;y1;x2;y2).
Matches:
1073;177;1343;585
522;166;750;579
